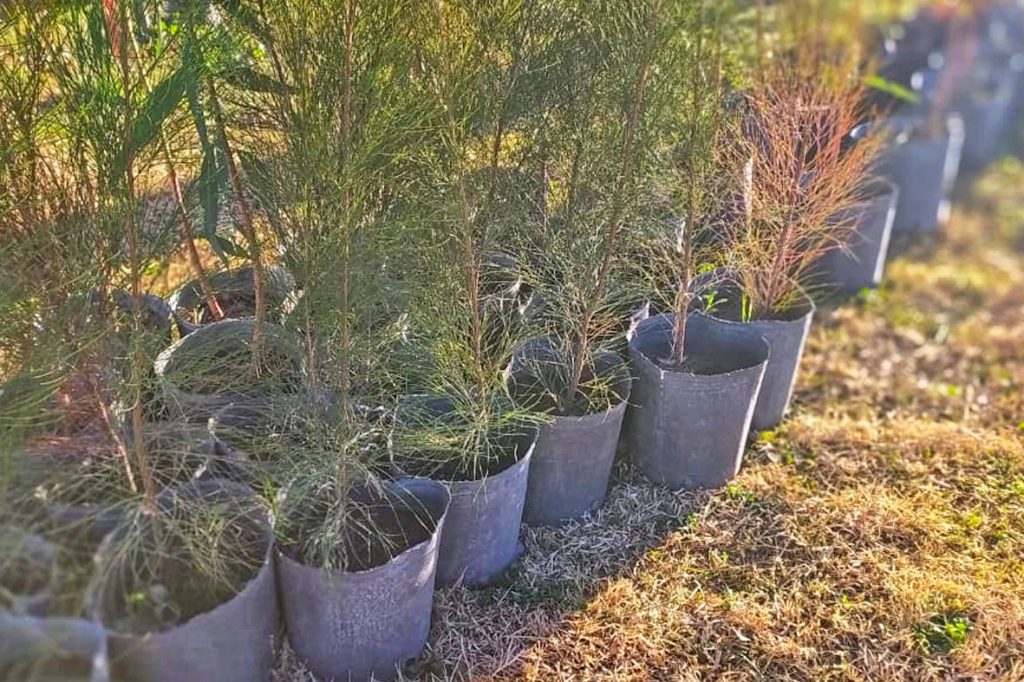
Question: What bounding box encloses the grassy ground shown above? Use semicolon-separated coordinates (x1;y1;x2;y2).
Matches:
276;161;1024;681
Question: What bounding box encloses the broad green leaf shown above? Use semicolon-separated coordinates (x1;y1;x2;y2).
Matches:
110;66;191;182
206;233;247;260
184;43;211;149
863;75;920;104
197;144;229;262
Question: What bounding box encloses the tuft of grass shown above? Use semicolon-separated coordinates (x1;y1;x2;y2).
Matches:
913;612;974;655
725;483;758;505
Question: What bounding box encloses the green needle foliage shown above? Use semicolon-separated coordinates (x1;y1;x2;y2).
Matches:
641;0;741;368
389;0;545;480
236;0;436;569
1;0;279;621
255;0;427;405
511;0;682;414
0;0;898;628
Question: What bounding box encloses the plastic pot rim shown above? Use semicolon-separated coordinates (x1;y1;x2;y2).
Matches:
699;288;817;329
89;479;275;637
630;313;771;381
274;477;451;579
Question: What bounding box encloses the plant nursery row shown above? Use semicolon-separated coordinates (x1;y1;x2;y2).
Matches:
1;1;1021;680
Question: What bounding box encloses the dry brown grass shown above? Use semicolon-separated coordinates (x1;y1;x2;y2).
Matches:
275;160;1024;681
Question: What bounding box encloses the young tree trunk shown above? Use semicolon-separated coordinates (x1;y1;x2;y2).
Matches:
337;0;357;413
566;0;661;405
111;7;158;514
164;147;225;321
433;0;489;401
669;190;696;367
208;80;267;364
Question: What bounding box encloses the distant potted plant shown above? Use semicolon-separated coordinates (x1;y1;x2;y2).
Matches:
154;319;306;420
956;61;1017;172
810;177;898;295
876;111;964;235
876;6;973;233
168;265;297;337
697;58;878;431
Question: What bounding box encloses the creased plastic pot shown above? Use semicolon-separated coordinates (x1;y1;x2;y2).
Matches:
695;292;814;431
206;400;297;483
154;318;306;421
436;429;536;587
521;403;626;525
45;504;124;552
92;479;279;682
276;478;450;682
812;181;898;294
394;398;537;587
169;265;297;336
0;615;109;682
105;289;173;342
509;341;632;526
626;314;769;490
207;395;341;483
879;115;964;233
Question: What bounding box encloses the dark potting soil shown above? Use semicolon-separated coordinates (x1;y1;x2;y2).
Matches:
21;425;217;510
709;293;811;324
116;563;260;634
286;502;437;573
179;292;258;326
3;657;96;680
510;367;629;418
652;353;730;376
397;443;521;483
110;515;267;634
16;431;114;498
0;562;49;600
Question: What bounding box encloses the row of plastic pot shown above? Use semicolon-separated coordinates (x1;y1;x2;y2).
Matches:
104;292;820;682
0;207;949;682
0;159;885;680
6;89;1007;681
876;13;1024;235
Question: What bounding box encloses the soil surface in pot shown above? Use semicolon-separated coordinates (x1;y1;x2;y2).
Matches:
105;507;267;634
509;354;631;418
651;353;731;375
704;289;812;324
177;291;260;326
515;384;621;418
283;497;439;573
172;267;296;327
394;399;532;481
18;423;216;508
397;443;521;483
0;532;50;598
